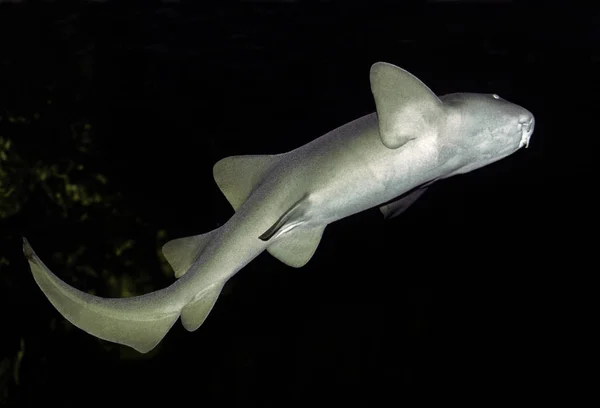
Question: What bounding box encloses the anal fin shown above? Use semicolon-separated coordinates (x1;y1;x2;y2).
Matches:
181;281;225;331
213;154;283;211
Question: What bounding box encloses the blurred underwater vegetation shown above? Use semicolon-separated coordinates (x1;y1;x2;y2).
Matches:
0;95;186;396
0;49;182;408
0;101;179;405
0;5;268;404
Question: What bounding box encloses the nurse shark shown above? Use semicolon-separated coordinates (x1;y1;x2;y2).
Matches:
23;62;534;353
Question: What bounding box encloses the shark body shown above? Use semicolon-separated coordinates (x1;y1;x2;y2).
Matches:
24;62;534;353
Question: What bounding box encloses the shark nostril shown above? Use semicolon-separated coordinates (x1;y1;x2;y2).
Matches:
525;119;534;135
519;117;534;133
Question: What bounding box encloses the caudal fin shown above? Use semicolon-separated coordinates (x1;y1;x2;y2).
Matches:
24;238;182;353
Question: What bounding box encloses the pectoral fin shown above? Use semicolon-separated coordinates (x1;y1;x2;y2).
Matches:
370;62;444;149
380;185;430;220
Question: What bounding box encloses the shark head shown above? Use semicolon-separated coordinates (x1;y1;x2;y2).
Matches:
369;62;535;160
439;92;535;175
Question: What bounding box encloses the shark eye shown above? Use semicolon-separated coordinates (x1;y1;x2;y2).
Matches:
492;94;500;99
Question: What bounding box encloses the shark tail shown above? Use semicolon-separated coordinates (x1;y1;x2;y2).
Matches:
23;236;223;354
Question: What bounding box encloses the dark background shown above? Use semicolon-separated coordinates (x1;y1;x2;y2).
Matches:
0;1;596;406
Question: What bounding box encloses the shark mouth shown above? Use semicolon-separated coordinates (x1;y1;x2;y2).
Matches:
518;118;534;149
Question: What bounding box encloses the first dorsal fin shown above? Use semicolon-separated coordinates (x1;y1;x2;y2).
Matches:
213;154;283;211
370;62;444;149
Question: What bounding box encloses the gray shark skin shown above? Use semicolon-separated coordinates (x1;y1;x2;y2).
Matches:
23;62;534;353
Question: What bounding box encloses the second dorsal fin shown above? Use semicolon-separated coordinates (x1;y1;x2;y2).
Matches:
162;229;219;278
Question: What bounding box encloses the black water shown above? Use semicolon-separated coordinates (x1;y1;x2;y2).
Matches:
0;2;596;406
